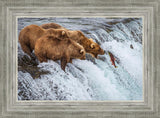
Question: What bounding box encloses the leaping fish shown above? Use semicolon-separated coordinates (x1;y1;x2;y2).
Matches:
108;51;117;68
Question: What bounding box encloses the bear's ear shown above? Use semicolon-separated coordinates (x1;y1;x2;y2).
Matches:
62;31;66;36
89;38;93;41
79;49;84;54
90;43;95;49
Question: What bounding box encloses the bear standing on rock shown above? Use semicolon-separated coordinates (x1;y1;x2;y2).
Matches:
40;23;105;58
18;24;68;59
34;35;86;71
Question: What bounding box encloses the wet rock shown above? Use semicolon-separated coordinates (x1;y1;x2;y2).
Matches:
18;55;50;79
106;28;113;33
18;65;50;79
130;44;134;49
97;55;106;62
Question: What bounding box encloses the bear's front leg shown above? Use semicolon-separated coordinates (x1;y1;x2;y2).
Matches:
20;42;33;59
36;54;47;63
94;54;98;58
69;58;72;63
60;56;70;71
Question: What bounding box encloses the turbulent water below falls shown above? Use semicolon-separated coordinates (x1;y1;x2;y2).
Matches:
18;18;143;100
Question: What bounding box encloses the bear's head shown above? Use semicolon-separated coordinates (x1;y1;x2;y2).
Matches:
67;39;86;60
45;29;69;40
68;31;105;58
86;38;105;58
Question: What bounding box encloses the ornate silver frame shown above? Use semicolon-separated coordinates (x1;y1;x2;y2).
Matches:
0;0;159;117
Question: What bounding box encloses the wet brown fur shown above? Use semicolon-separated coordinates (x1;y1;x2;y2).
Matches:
40;23;105;58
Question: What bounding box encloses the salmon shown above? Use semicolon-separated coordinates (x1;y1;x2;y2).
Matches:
108;51;117;68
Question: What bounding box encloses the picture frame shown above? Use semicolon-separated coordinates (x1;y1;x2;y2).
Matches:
0;0;159;117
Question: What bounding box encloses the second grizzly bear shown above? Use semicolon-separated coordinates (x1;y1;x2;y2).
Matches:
18;24;68;58
34;35;86;71
40;23;105;58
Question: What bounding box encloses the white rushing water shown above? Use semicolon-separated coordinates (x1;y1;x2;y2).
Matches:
18;18;143;100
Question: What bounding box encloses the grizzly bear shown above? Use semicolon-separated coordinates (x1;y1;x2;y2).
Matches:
34;35;86;71
18;24;68;59
40;23;105;58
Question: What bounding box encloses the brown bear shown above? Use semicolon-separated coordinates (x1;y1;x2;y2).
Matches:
34;35;86;71
18;24;68;59
40;23;105;58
